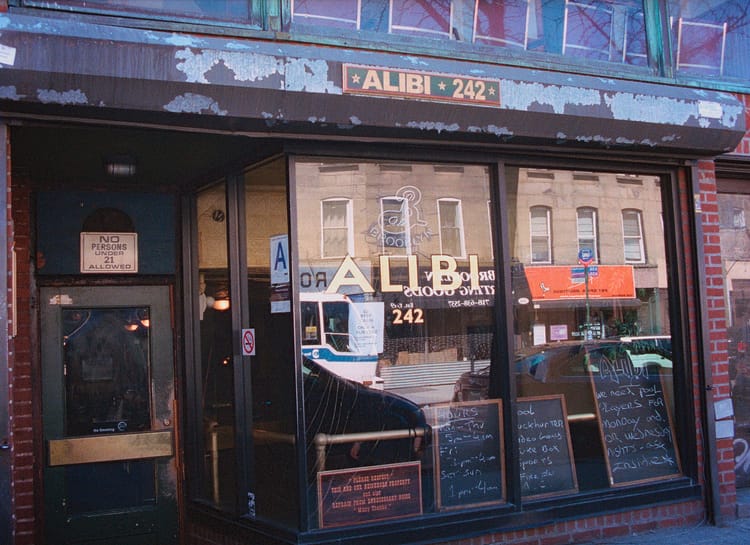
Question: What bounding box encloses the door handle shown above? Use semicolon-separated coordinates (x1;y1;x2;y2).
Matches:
48;430;173;466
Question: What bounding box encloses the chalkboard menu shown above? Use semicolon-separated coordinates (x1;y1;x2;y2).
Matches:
589;355;681;486
517;395;578;499
426;399;505;510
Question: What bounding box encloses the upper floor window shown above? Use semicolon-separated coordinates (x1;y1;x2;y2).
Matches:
577;207;599;262
39;0;253;24
390;0;453;38
287;0;648;68
292;0;360;29
530;205;552;263
321;198;353;258
438;198;466;257
622;209;645;263
667;0;750;81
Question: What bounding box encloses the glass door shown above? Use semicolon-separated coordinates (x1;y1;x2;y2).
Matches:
41;286;178;545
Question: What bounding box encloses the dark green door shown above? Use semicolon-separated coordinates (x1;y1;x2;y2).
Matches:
41;286;178;545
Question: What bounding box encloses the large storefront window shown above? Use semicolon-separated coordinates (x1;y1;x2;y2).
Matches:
506;167;678;493
291;158;682;530
294;159;499;528
719;189;750;488
195;182;235;510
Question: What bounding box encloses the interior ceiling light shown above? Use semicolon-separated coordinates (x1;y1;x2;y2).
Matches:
104;155;137;177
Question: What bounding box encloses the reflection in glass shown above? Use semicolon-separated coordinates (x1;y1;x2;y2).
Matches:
47;0;251;23
295;158;495;527
719;192;750;487
243;159;298;527
668;0;750;79
63;307;151;436
506;167;677;494
286;0;649;68
195;182;235;510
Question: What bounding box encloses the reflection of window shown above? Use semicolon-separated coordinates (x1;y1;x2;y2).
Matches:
622;209;645;263
390;0;453;38
530;206;552;263
292;0;360;29
381;197;411;255
438;199;466;257
563;0;614;61
577;207;598;262
734;207;746;229
45;0;251;23
321;198;352;258
474;0;531;49
675;17;727;75
623;10;647;65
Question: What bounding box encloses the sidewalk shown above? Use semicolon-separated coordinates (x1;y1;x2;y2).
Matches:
581;489;750;545
584;517;750;545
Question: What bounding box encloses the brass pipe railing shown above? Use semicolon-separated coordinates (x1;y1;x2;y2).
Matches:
314;427;428;471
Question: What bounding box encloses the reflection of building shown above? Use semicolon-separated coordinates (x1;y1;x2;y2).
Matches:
510;169;669;344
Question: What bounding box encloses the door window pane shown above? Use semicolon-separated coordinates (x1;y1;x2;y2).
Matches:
294;158;498;528
508;167;678;495
63;307;152;436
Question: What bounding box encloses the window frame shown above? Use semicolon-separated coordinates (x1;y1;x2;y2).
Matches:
320;197;354;258
437;197;467;257
181;144;700;545
529;205;553;264
576;206;599;263
622;208;646;263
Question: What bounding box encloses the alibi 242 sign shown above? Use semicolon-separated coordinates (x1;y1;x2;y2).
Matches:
80;232;138;273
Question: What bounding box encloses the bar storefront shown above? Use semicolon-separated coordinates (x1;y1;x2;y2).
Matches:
0;6;746;544
190;151;704;543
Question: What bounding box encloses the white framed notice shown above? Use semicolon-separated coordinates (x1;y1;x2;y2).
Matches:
80;232;138;274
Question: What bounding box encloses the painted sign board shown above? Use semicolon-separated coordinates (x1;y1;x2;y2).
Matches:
80;232;138;274
343;64;501;107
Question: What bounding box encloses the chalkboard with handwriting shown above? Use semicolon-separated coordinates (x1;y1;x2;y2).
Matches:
426;399;505;510
589;352;681;486
517;395;578;499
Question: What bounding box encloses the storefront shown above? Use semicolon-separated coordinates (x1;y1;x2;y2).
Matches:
1;2;748;545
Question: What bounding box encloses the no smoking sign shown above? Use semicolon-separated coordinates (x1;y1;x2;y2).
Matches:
241;328;256;356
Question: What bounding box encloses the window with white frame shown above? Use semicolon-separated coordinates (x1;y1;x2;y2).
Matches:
292;0;360;29
622;209;645;263
381;196;411;255
530;206;552;263
577;207;598;262
438;198;466;257
321;198;353;258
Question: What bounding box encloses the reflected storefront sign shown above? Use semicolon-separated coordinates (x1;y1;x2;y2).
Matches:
525;266;636;301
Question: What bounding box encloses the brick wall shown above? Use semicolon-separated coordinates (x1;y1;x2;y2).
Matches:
9;175;36;545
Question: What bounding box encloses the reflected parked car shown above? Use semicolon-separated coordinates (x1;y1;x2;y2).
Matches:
453;338;673;419
303;357;428;471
